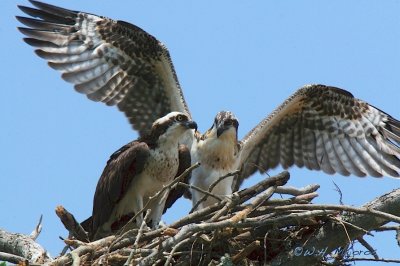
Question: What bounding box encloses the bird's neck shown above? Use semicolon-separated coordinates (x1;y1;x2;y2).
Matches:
156;135;180;152
195;134;240;170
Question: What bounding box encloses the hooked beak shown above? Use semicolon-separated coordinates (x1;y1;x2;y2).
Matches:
217;123;228;138
183;120;197;131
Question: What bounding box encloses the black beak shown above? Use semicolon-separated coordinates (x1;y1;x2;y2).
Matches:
183;121;197;131
217;124;227;138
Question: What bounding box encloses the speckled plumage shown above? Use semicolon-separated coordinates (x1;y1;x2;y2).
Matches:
238;85;400;184
17;0;190;136
90;112;196;240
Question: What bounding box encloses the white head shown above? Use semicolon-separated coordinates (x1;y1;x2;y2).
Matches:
151;112;197;144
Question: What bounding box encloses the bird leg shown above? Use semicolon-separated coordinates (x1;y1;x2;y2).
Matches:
148;191;168;228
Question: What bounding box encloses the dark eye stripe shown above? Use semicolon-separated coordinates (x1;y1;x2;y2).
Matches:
175;114;187;122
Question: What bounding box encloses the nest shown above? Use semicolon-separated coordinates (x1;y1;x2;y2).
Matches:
3;167;400;265
54;170;342;265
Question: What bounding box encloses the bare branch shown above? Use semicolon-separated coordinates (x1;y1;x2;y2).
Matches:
343;257;400;263
357;236;378;259
117;163;200;236
190;170;240;212
0;229;52;264
124;210;151;266
270;188;400;265
0;251;28;265
5;170;400;265
29;215;43;241
275;184;320;196
177;182;222;202
231;240;260;264
55;206;89;242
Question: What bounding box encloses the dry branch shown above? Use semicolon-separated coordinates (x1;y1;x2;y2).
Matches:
3;171;400;265
0;228;52;264
270;188;400;265
55;206;89;242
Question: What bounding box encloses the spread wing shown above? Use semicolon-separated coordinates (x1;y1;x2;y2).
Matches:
238;84;400;184
163;144;192;213
17;0;190;136
92;141;150;236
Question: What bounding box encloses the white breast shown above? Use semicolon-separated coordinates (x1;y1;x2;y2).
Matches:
190;133;240;209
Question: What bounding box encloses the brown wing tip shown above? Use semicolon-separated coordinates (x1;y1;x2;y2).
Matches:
28;0;78;16
301;84;355;98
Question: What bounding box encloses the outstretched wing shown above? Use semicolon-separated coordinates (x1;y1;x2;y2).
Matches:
17;0;190;136
92;141;149;237
239;84;400;184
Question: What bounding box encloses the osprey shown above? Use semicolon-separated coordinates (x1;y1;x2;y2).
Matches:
91;112;196;239
18;1;400;211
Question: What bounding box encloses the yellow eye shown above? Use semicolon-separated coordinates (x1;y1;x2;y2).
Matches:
176;114;185;121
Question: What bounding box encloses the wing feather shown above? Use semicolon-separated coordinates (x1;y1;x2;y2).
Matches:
18;1;190;136
338;136;366;176
348;138;381;177
293;115;304;168
303;128;319;170
330;137;351;176
317;131;336;174
61;62;111;83
239;84;400;183
48;58;103;72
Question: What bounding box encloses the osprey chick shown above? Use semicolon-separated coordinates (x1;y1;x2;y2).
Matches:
92;112;196;239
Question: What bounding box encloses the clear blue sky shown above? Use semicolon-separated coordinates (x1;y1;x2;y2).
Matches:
1;0;399;264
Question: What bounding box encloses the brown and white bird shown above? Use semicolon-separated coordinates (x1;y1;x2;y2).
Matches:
90;112;196;239
17;1;400;212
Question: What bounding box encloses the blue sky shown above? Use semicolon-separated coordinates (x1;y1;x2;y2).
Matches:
1;0;400;263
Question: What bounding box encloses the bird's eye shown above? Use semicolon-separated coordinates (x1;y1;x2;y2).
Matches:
176;114;185;122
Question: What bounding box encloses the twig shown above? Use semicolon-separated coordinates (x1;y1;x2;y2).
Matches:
117;163;200;236
237;171;290;204
125;210;151;266
29;215;43;241
357;236;378;259
164;238;192;266
177;182;223;201
190;170;240;212
260;192;319;206
332;181;344;205
330;216;372;236
275;184;320;196
262;204;400;223
169;199;229;228
64;239;87;248
234;210;335;241
208;192;241;222
231;240;260;264
52;236;115;265
230;186;277;222
373;225;400;232
342;257;400;263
